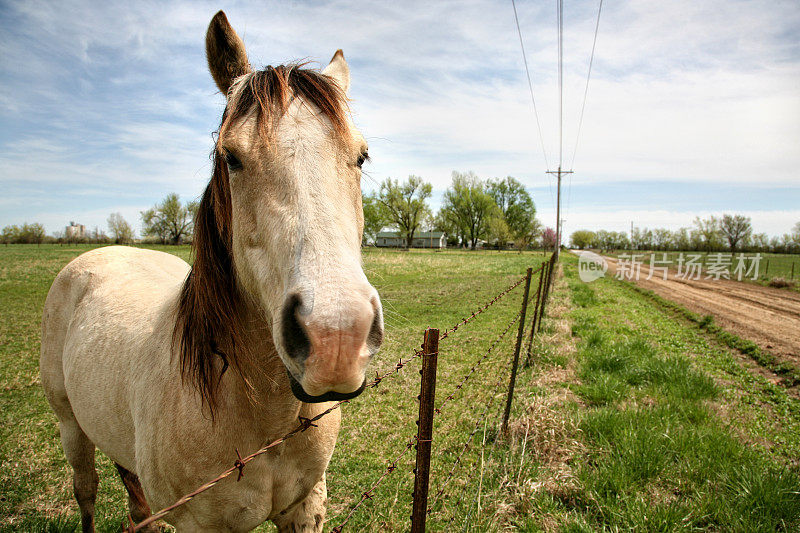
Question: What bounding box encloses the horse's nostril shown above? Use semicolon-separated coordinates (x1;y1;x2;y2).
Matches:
281;293;310;360
367;305;384;352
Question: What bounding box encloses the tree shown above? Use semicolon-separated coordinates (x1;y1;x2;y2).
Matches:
541;227;557;250
361;192;384;245
108;213;135;244
486;177;536;240
376;176;432;249
1;225;19;246
720;214;752;252
16;223;45;245
141;193;198;244
791;221;800;247
693;216;723;251
487;216;513;248
439;171;499;249
570;230;596;250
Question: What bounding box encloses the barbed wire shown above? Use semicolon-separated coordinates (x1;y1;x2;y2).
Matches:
128;265;552;532
329;434;417;532
427;376;506;515
128;347;426;531
434;310;522;417
439;270;533;341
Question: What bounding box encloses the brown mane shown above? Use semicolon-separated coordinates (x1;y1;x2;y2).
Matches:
173;64;350;415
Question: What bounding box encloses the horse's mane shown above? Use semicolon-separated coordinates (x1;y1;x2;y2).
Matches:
173;64;349;415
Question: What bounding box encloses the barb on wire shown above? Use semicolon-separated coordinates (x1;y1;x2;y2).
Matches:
130;350;424;531
427;375;507;515
434;310;522;417
439;271;534;341
329;435;417;533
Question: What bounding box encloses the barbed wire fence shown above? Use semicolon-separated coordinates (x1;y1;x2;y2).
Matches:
126;253;558;532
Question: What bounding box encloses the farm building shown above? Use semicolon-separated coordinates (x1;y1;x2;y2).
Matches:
65;222;85;239
375;230;447;248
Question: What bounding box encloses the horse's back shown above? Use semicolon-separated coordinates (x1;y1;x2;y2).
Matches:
40;246;189;468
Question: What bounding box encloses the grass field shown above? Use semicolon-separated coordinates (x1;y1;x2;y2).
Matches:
2;245;799;531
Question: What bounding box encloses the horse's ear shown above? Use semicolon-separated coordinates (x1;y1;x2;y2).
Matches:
322;49;350;95
206;11;251;95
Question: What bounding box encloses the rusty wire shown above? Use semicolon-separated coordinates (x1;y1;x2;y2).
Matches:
328;434;417;533
426;378;504;516
433;310;522;418
438;270;532;342
129;267;547;532
129;348;425;531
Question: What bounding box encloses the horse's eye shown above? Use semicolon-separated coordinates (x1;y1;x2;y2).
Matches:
225;151;242;170
357;152;370;168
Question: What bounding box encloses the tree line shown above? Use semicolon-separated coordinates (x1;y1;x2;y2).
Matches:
1;193;198;245
570;215;800;254
363;171;552;249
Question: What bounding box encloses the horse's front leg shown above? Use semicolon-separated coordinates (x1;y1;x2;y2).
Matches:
273;473;328;533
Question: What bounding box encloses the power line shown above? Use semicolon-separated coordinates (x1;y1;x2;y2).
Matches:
557;0;564;170
569;0;603;171
511;0;550;171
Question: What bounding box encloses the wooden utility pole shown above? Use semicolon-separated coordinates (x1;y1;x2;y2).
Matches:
546;167;573;258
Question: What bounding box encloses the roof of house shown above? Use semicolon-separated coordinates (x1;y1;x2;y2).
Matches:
376;231;445;239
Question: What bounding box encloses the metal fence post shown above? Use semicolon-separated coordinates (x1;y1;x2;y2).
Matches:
524;263;546;367
539;256;553;324
411;328;439;533
501;267;533;434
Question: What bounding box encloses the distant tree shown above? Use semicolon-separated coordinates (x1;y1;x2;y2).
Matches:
720;214;752;252
693;216;723;251
791;221;800;247
360;192;384;245
376;176;432;249
486;177;536;241
16;223;46;245
751;232;770;252
487;216;513;248
439;171;499;249
1;225;19;246
541;227;557;250
89;226;110;244
653;228;672;251
107;213;135;244
141;193;198;244
570;230;595;250
514;217;542;252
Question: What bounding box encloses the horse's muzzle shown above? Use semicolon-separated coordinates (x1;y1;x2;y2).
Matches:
287;371;366;403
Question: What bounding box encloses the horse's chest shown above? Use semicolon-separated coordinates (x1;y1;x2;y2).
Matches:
216;447;325;528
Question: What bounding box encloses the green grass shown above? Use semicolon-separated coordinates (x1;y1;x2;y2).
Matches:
511;255;800;531
3;245;800;532
0;244;550;531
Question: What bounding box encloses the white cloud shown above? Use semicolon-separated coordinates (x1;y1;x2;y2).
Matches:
0;0;798;236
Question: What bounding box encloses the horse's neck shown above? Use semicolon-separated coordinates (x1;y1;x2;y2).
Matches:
215;307;303;437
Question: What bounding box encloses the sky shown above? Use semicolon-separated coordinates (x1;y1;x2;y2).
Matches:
1;0;799;240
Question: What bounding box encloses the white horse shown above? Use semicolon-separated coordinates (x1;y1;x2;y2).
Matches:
40;11;382;532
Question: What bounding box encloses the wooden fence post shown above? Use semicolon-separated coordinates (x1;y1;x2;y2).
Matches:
411;328;439;533
524;262;546;367
501;267;533;434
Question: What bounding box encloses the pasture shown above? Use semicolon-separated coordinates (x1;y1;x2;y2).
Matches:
2;245;799;531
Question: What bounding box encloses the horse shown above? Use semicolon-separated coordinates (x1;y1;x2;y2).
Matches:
40;10;383;532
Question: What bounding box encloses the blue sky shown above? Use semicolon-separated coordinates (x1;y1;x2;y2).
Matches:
1;0;798;239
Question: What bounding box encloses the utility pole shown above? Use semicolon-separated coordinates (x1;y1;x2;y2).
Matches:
546;166;573;258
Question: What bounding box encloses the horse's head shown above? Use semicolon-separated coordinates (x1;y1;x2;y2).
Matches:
177;11;383;409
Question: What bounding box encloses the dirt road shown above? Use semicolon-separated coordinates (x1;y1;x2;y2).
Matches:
599;255;800;368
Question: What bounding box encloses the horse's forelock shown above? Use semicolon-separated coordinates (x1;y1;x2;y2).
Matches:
220;63;350;143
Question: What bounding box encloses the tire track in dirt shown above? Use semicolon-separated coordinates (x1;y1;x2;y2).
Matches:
600;255;800;368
